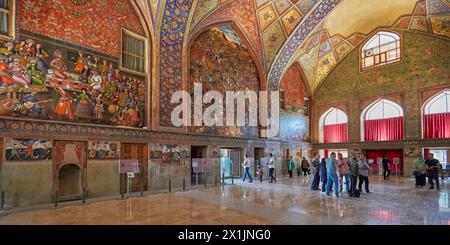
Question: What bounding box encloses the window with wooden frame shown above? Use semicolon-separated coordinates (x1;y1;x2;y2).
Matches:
121;29;147;75
361;31;401;71
0;0;15;39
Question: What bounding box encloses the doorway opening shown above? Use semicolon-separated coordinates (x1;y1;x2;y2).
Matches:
254;148;265;177
220;148;242;184
58;164;81;201
191;146;208;186
120;143;148;194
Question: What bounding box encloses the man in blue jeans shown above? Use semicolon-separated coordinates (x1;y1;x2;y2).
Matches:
242;154;253;183
326;152;339;197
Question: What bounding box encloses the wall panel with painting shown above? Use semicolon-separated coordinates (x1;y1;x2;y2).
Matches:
2;138;53;207
86;142;120;198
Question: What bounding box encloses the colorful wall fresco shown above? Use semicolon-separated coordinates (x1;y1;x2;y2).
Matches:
314;31;450;141
159;0;194;127
18;0;144;57
5;138;52;161
0;37;146;128
189;26;259;138
149;144;190;164
279;64;309;141
193;0;263;67
88;142;119;159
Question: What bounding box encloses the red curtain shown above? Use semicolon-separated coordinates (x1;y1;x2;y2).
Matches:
423;112;450;139
366;150;384;173
324;123;348;143
386;150;404;175
366;150;404;175
324;150;329;158
364;117;403;141
424;148;430;161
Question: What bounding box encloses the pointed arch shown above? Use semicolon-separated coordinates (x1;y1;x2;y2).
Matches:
187;20;267;91
422;89;450;139
319;107;348;143
361;99;404;141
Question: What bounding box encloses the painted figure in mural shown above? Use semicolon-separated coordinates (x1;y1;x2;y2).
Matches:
54;87;74;119
25;39;36;58
26;57;46;85
15;41;27;57
74;88;92;119
99;59;108;77
9;56;31;86
90;68;102;91
129;105;140;127
73;51;86;74
35;43;49;74
50;49;69;79
117;108;129;126
94;94;104;120
0;62;14;86
0;42;15;63
21;91;43;116
0;91;12;114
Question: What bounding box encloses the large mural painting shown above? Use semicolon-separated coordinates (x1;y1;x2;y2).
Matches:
279;64;309;141
0;0;147;128
0;38;146;128
189;25;260;138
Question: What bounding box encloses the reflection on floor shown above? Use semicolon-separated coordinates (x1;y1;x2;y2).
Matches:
1;176;449;225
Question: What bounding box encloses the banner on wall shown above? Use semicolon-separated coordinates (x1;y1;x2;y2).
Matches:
119;159;139;173
192;158;210;173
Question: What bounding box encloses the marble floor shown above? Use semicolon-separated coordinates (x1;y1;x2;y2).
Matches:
1;176;449;225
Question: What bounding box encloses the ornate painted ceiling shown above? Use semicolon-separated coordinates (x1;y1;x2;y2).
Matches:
134;0;449;127
189;0;319;71
288;0;450;94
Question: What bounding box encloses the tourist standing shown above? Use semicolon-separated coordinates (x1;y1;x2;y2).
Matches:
358;156;370;193
325;152;339;197
288;155;296;178
414;154;426;188
426;153;440;190
268;154;277;183
349;157;360;198
382;155;390;181
337;153;350;193
311;155;321;191
320;158;327;193
301;157;310;176
242;154;253;183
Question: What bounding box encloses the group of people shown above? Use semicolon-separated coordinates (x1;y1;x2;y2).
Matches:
242;154;278;183
309;152;371;198
288;156;311;178
241;151;444;194
413;153;441;190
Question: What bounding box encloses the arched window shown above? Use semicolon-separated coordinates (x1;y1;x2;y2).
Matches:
361;31;401;70
320;108;348;143
423;90;450;139
361;99;404;141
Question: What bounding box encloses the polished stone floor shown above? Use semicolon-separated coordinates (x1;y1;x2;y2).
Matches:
1;175;449;225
